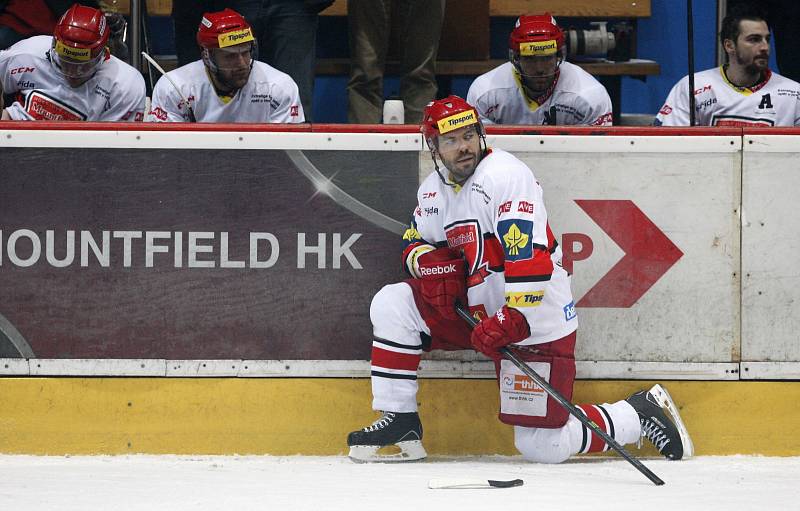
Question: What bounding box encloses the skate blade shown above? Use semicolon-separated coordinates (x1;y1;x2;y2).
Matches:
649;384;695;459
348;440;427;463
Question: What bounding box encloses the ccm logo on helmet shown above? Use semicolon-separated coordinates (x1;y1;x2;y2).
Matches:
520;40;557;56
419;263;457;276
436;110;477;134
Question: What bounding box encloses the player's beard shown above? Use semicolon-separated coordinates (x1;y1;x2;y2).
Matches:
218;66;252;92
522;73;556;96
735;50;769;76
442;149;480;184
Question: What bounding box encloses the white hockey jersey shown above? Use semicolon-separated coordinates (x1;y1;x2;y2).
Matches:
0;35;146;121
655;67;800;126
467;61;612;126
148;60;305;123
403;149;577;345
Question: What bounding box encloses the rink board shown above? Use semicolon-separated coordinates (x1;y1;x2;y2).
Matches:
0;377;798;456
0;125;766;372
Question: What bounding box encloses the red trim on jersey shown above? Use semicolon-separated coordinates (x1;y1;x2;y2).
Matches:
504;249;553;279
371;346;421;372
483;235;505;270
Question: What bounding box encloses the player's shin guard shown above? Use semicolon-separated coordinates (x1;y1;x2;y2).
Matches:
370;338;421;412
368;283;428;412
573;401;642;455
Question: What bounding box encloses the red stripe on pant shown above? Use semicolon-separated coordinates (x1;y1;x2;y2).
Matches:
371;346;421;372
579;404;611;453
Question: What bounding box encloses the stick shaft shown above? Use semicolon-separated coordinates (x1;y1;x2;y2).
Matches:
140;51;197;122
455;304;664;486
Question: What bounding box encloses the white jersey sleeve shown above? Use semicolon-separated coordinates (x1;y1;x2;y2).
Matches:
579;83;613;126
149;72;193;122
466;74;497;125
98;60;146;122
655;75;691;126
402;175;445;277
486;159;553;330
267;74;305;123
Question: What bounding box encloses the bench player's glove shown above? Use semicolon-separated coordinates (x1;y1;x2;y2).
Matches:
416;247;467;321
470;305;530;357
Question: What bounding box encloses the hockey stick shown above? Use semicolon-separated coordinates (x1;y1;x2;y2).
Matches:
140;51;197;122
428;478;523;489
454;302;665;486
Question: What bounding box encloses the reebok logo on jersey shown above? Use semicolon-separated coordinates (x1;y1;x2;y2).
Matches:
419;263;457;276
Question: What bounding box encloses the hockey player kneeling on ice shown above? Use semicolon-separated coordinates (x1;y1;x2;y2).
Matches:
148;8;304;123
347;95;693;463
0;4;146;121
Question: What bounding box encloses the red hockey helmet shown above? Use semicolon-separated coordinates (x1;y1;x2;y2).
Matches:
509;14;564;58
196;8;257;89
51;4;109;84
197;8;255;50
421;95;483;150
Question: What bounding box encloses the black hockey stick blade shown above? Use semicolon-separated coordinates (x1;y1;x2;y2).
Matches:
428;478;523;489
454;302;665;486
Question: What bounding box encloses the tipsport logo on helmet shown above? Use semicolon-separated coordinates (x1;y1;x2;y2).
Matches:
436;110;477;134
218;28;254;48
54;40;91;61
520;39;558;56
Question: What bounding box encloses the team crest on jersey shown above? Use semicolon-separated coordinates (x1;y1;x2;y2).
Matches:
498;219;533;261
445;220;481;274
24;90;85;121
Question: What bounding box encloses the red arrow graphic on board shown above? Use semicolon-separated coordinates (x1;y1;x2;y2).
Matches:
575;200;683;308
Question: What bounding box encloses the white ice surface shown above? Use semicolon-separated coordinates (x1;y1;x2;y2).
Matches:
1;455;798;510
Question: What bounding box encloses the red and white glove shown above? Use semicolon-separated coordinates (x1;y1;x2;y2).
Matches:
470;305;530;357
416;247;467;321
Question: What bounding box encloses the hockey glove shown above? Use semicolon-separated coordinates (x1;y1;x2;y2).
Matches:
470;305;530;357
416;247;467;321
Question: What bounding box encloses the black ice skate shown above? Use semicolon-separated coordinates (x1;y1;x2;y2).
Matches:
626;384;694;460
347;411;426;462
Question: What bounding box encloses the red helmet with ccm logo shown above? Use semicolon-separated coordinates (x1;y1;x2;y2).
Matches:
509;14;564;58
421;95;483;150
